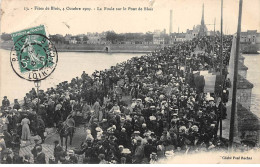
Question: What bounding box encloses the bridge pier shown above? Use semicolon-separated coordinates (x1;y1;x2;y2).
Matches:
221;35;259;146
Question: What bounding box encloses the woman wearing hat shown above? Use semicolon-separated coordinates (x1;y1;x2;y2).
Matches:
21;115;31;141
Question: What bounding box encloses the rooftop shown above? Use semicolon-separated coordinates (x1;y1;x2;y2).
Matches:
170;33;186;38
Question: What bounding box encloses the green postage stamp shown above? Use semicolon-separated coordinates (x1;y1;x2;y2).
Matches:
10;25;58;81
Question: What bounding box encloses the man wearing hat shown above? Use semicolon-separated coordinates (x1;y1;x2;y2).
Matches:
117;128;128;148
36;116;46;143
1;148;13;164
49;156;56;164
98;153;108;164
82;101;92;122
11;132;21;156
31;139;41;161
140;123;149;138
222;89;229;103
144;139;157;162
67;150;78;164
54;140;63;163
3;129;11;148
13;99;21;110
132;138;144;164
35;146;46;164
1;96;10;110
134;99;144;114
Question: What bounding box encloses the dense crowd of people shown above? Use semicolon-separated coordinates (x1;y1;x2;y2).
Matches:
1;35;249;164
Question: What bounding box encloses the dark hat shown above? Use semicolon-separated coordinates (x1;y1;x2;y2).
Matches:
34;138;40;142
24;154;30;159
54;140;59;144
137;138;142;142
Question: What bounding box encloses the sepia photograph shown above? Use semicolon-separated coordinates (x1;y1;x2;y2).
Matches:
0;0;260;164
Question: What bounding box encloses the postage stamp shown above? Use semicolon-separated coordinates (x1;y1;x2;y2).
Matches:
10;25;58;81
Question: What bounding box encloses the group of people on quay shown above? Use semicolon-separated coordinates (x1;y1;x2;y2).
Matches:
0;35;257;164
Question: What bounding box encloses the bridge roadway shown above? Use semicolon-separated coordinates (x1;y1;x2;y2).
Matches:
19;125;86;163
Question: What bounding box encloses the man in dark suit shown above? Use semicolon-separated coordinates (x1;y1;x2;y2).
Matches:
2;96;10;110
36;116;46;143
53;140;63;163
35;146;46;164
31;139;41;160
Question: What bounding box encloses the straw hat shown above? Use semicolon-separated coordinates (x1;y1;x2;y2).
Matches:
68;150;74;155
134;131;140;134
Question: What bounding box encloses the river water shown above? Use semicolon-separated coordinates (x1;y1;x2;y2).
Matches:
0;49;259;118
0;49;143;103
243;53;260;118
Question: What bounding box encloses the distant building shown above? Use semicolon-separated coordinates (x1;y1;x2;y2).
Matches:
170;32;186;43
124;40;136;45
86;32;106;44
240;30;260;44
65;34;72;43
78;34;85;43
69;36;77;44
153;29;166;44
185;4;208;40
198;3;208;36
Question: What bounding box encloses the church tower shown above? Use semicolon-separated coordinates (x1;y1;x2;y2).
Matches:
199;3;207;36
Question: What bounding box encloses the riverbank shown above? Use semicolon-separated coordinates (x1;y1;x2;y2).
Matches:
57;49;151;53
1;40;259;54
0;41;161;53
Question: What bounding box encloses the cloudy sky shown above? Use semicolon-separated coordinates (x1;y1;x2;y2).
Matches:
1;0;259;35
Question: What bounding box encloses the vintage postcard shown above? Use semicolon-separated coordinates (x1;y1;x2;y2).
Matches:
0;0;260;164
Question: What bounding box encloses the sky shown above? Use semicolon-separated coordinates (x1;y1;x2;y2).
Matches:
0;0;260;35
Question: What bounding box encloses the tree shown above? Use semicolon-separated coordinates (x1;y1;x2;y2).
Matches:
83;35;89;41
144;33;153;42
76;36;81;42
49;34;65;44
106;31;118;44
1;33;12;41
117;34;125;42
49;35;59;44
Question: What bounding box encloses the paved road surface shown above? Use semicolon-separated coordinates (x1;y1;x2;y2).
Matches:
19;125;87;163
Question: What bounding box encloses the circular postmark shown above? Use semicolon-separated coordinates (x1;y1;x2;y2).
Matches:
10;34;58;81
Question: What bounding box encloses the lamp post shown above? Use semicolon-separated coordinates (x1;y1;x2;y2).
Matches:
34;80;41;113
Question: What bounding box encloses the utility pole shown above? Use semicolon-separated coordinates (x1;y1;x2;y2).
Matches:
229;0;243;151
219;0;223;138
213;18;216;54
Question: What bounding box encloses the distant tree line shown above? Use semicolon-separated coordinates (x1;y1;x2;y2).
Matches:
1;33;12;41
1;31;154;44
106;31;153;44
